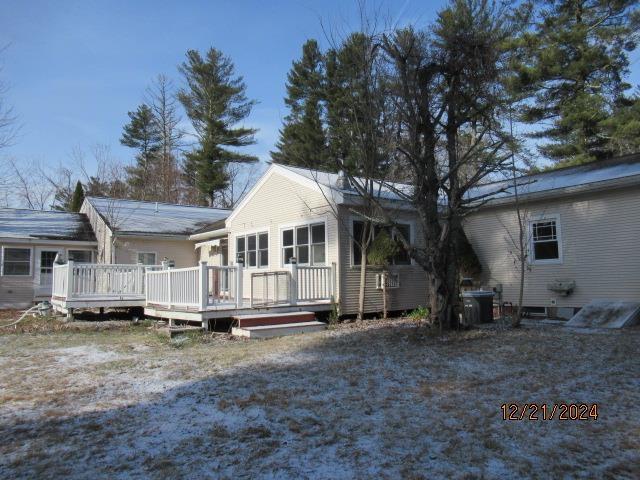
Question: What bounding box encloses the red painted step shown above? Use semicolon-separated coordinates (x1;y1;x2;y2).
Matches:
233;311;316;328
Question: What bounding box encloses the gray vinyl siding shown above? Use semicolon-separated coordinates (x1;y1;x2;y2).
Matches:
338;206;429;316
227;171;340;301
463;185;640;309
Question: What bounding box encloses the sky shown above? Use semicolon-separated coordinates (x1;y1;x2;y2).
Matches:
1;0;639;176
0;0;439;173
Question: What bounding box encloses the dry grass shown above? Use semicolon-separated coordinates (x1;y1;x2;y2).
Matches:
0;319;638;479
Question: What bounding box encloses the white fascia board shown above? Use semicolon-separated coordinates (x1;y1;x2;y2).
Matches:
0;237;98;246
189;228;229;241
113;233;190;241
194;238;222;249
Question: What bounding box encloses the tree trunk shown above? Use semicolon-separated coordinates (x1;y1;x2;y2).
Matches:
382;272;388;319
357;250;367;321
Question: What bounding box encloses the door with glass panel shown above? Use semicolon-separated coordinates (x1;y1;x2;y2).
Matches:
35;247;64;297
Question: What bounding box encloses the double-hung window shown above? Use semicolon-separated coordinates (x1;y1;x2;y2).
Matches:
352;220;412;266
136;252;157;265
236;232;268;268
1;247;32;276
282;222;326;265
68;250;93;263
530;218;561;263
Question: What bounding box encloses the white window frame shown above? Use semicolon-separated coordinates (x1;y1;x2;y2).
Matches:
1;246;33;276
349;218;415;267
67;249;94;263
279;220;327;267
136;251;157;266
235;231;269;269
528;214;563;265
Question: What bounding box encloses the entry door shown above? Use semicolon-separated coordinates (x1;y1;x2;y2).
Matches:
35;247;64;297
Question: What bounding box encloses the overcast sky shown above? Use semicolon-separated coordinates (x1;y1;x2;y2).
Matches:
1;0;639;174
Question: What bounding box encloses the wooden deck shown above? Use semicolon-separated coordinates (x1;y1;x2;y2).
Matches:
51;261;336;329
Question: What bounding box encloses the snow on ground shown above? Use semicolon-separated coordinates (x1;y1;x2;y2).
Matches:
0;320;639;479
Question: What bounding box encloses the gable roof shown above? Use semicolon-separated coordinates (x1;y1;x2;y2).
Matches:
85;197;230;237
0;209;96;242
270;154;640;208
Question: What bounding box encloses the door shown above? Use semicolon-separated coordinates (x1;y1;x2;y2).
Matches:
35;247;64;297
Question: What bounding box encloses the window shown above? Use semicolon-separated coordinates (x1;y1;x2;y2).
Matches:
136;252;157;265
236;232;268;268
530;218;561;263
40;251;58;275
68;250;92;263
352;220;412;266
282;222;326;265
2;247;31;276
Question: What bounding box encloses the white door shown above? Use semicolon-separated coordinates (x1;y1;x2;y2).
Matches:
35;247;64;297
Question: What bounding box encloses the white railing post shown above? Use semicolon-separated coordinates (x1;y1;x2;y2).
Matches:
331;262;337;302
289;257;298;306
167;267;172;308
235;260;244;308
199;261;208;311
66;260;74;299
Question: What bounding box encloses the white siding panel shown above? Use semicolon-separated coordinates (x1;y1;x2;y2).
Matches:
464;186;640;308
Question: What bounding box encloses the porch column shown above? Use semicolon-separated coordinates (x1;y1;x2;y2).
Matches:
199;261;208;310
235;260;244;308
289;257;298;306
66;260;74;300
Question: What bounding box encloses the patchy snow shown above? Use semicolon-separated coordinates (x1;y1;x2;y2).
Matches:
0;321;639;479
0;208;95;241
86;196;230;236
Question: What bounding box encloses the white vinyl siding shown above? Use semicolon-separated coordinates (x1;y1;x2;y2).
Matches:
463;185;640;308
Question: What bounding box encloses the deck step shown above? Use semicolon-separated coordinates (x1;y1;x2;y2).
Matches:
233;311;316;328
231;321;326;339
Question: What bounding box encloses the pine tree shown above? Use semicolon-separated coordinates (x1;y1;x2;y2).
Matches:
512;0;640;166
177;48;257;205
271;40;331;169
120;104;162;199
69;181;85;212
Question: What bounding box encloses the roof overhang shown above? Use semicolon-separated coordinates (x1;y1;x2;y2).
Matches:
473;173;640;210
194;238;226;250
113;233;191;241
0;237;98;246
189;228;228;241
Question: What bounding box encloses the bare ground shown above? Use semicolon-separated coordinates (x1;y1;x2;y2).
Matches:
0;317;638;479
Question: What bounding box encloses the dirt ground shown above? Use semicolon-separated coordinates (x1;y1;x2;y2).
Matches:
0;316;638;479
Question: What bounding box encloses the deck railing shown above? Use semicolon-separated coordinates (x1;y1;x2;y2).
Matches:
145;263;243;310
297;265;334;302
53;259;336;311
249;271;290;308
52;261;148;300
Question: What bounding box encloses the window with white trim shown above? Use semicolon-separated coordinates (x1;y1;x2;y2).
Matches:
2;247;31;276
352;221;411;266
136;252;157;265
236;232;268;268
282;222;326;265
530;219;561;262
68;250;93;263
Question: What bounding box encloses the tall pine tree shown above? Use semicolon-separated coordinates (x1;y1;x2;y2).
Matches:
271;40;331;170
178;48;257;205
512;0;640;166
120;104;162;199
69;181;85;212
